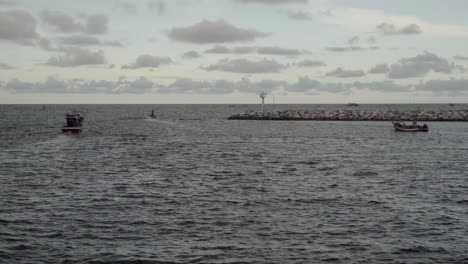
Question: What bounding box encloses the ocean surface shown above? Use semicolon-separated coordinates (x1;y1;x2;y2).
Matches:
1;104;467;264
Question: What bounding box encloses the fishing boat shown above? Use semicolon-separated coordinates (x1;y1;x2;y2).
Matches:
392;121;428;132
347;103;359;107
62;110;84;133
149;110;156;118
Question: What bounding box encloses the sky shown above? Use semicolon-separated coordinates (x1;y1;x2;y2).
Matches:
1;0;468;104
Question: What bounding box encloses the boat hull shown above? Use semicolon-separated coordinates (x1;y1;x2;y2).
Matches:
393;126;428;132
62;127;82;133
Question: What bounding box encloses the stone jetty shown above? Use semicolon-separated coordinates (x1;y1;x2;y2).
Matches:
228;109;468;121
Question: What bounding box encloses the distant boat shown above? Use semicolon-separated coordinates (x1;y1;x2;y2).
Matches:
62;110;84;133
150;110;156;118
347;103;359;107
449;103;455;106
392;121;428;132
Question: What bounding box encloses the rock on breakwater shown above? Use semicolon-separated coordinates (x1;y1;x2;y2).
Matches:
228;109;468;121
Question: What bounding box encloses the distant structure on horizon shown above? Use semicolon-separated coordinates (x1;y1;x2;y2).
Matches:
259;91;267;112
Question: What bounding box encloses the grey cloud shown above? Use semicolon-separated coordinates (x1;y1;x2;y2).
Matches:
377;22;422;35
59;35;100;45
203;58;286;73
326;67;366;78
351;80;410;92
454;55;468;61
367;36;377;44
235;0;308;4
348;36;359;45
287;11;312;20
120;2;137;14
181;50;201;59
369;64;389;74
287;76;320;92
205;45;254;54
41;11;108;35
0;63;14;69
40;10;82;33
325;46;379;52
47;47;106;67
4;76;155;94
415;79;468;95
257;46;303;56
205;45;231;54
205;45;304;56
159;78;285;94
388;52;462;79
85;15;108;34
58;35;122;47
148;0;167;16
123;54;172;69
0;0;21;5
168;19;266;44
295;59;326;67
286;77;348;93
0;10;38;40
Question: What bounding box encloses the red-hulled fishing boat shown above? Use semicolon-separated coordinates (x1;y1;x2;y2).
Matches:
62;110;84;133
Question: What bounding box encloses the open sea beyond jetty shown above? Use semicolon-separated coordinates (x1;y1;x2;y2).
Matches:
1;104;467;264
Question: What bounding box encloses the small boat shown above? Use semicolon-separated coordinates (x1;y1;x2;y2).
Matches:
392;121;428;132
62;110;84;133
347;103;359;107
150;110;156;118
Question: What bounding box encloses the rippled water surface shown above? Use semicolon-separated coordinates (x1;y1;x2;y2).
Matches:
1;104;468;264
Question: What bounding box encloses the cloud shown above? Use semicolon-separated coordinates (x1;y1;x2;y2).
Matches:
58;35;122;47
119;2;137;14
47;47;106;67
295;59;326;67
181;50;201;59
351;80;410;92
326;67;366;78
286;77;348;93
159;78;285;94
40;11;108;35
257;46;303;56
0;63;14;69
318;8;468;37
3;76;155;94
454;55;468;61
287;11;312;20
0;0;21;5
388;52;462;79
40;10;82;33
367;36;377;44
415;79;468;95
85;15;108;34
377;22;422;35
203;58;286;73
123;54;172;69
168;19;266;44
348;36;359;45
148;0;167;16
325;46;379;52
369;64;389;74
0;10;38;41
205;45;304;56
235;0;308;4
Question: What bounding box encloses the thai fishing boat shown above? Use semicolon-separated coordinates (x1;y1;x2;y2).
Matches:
149;110;156;118
62;110;84;133
392;121;428;132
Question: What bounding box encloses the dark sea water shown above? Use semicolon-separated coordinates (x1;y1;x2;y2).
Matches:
1;104;467;264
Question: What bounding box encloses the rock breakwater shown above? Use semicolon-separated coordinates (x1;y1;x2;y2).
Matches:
228;109;468;121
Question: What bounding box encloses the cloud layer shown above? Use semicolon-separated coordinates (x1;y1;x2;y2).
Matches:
168;20;266;44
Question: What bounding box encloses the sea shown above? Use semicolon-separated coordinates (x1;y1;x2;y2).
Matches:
0;104;467;264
